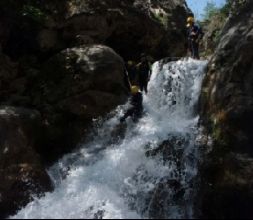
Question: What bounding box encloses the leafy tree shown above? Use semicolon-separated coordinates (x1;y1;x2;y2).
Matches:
220;0;233;16
202;1;219;21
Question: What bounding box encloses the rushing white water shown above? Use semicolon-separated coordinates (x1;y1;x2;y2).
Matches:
12;58;208;219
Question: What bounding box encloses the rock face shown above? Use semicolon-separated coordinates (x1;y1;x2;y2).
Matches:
0;0;190;61
1;45;128;163
201;14;227;56
62;0;190;60
200;0;253;218
0;0;190;217
34;45;128;162
0;0;190;162
0;106;53;218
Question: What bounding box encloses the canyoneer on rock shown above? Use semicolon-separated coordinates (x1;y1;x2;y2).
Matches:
136;54;152;94
186;16;204;59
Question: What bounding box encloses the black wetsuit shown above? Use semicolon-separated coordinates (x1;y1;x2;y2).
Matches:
187;24;204;59
138;60;151;94
126;65;137;84
120;92;143;123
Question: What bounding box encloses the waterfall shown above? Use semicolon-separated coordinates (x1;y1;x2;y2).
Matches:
12;58;208;219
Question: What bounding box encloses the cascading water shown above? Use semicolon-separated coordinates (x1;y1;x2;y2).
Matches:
12;58;208;219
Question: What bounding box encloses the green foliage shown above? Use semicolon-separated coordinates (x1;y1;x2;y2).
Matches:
22;4;46;23
202;0;234;21
201;0;233;53
222;0;247;16
202;1;220;21
220;0;233;16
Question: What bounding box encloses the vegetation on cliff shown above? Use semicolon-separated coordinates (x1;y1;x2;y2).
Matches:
200;0;231;56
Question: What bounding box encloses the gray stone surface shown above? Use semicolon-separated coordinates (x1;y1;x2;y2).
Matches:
200;1;253;218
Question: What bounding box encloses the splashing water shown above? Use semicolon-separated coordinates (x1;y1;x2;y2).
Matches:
12;58;208;219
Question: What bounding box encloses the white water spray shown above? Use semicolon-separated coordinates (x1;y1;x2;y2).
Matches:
12;58;208;219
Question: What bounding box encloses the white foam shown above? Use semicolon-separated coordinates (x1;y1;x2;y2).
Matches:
12;58;208;219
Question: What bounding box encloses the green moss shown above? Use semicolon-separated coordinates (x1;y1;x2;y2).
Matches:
22;4;46;23
152;12;169;28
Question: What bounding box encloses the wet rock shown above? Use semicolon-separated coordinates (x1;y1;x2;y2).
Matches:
0;1;192;217
146;135;188;168
200;1;253;218
0;0;191;162
1;0;190;60
94;210;105;219
0;106;53;219
38;29;59;51
148;178;185;219
0;45;128;164
30;45;128;163
63;0;190;60
201;13;227;56
143;136;193;218
0;53;17;85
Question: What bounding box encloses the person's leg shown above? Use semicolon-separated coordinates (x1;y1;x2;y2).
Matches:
132;109;143;123
120;108;134;122
129;72;135;84
193;41;200;59
139;77;144;92
196;42;200;59
144;79;148;94
190;40;194;58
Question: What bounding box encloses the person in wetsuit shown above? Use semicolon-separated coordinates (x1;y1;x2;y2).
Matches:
120;85;143;123
126;60;137;85
137;54;151;94
186;16;204;59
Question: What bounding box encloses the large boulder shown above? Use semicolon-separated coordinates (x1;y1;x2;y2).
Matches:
27;45;128;163
199;0;253;218
0;45;127;163
0;106;53;219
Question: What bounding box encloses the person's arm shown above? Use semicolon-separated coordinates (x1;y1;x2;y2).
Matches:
195;25;204;42
190;26;197;37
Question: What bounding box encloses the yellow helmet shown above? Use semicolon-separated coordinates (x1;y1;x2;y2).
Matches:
187;16;195;24
131;85;140;94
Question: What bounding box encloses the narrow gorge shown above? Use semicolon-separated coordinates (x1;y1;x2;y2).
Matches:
0;0;252;219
